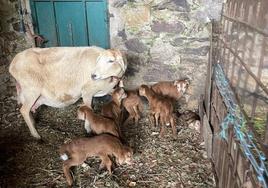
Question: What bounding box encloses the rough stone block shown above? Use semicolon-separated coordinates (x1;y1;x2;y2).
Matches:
123;5;151;28
125;38;148;53
151;21;184;33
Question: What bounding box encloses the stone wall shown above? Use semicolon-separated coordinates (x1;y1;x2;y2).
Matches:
0;0;32;65
0;0;32;93
109;0;222;109
0;0;222;110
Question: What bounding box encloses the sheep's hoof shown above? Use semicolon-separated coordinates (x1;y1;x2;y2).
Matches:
32;134;42;141
37;138;45;144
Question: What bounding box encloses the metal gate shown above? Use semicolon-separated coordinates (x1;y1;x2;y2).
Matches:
200;0;268;187
30;0;109;48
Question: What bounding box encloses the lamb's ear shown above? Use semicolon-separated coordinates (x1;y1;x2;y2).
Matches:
119;80;124;87
174;80;178;86
77;109;85;120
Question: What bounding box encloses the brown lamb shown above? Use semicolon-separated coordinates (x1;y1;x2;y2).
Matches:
101;87;127;125
59;134;133;186
139;85;176;139
77;105;121;138
122;90;143;126
151;79;189;100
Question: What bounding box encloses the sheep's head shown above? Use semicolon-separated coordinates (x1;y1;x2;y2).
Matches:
91;49;127;80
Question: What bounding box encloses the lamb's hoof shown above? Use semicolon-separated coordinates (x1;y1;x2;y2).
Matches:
99;164;105;170
159;134;164;139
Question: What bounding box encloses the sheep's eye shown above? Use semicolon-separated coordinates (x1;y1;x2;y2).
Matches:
108;60;114;63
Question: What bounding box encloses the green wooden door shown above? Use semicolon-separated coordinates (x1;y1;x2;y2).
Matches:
30;0;109;48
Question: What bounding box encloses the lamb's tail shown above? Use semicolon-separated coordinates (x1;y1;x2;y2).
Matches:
59;145;69;161
138;99;144;114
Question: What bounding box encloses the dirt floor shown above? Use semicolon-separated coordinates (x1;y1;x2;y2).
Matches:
0;67;215;188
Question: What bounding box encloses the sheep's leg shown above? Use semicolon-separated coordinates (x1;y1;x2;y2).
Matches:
30;96;42;113
63;156;86;186
16;82;22;104
20;92;41;139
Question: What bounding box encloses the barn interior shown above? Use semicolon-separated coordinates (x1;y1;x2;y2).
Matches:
0;0;267;187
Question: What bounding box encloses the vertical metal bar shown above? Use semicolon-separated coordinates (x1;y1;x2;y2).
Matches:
222;1;232;74
104;0;110;48
30;0;39;34
205;22;213;120
52;0;59;46
225;0;236;77
68;23;74;46
235;1;252;92
264;114;268;146
83;0;89;46
241;2;260;102
251;38;266;118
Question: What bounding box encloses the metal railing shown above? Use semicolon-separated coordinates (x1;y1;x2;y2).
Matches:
200;0;268;187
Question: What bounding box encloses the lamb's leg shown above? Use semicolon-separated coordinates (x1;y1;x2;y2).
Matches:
20;92;41;139
170;115;177;139
159;116;166;138
123;106;135;126
82;93;93;133
82;93;93;108
154;113;160;127
84;120;91;133
99;155;113;174
63;156;86;186
133;106;140;125
149;112;155;128
123;116;134;126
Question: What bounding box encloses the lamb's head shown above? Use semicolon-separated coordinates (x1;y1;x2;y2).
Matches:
117;146;133;165
174;79;190;95
91;49;127;80
112;87;127;103
139;84;150;97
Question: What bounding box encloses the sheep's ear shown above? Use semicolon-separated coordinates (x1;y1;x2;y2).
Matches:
174;80;178;86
